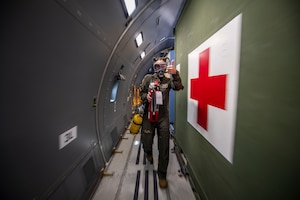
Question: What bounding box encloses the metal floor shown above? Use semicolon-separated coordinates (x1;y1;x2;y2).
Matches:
91;128;196;200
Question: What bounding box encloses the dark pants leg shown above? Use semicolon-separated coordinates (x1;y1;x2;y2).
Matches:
141;117;155;156
157;114;170;179
141;113;170;179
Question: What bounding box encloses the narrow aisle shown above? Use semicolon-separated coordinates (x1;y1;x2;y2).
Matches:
92;129;196;200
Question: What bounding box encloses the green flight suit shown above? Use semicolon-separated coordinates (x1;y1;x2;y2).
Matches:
139;71;183;179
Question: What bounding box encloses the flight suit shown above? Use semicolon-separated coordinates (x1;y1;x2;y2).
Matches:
139;71;183;179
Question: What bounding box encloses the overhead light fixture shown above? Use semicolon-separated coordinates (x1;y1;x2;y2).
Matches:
140;51;145;59
135;32;143;47
124;0;136;16
160;37;166;42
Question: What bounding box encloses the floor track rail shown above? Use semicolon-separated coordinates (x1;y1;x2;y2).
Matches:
91;129;196;200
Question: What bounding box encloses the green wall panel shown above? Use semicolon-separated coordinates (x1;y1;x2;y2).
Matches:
174;0;299;199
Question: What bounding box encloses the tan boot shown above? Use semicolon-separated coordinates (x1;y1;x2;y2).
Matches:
159;178;168;188
146;155;153;164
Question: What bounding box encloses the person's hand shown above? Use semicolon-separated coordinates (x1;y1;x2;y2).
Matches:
147;92;152;102
166;60;177;74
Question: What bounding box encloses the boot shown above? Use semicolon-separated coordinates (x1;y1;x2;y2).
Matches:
159;178;168;188
146;154;153;164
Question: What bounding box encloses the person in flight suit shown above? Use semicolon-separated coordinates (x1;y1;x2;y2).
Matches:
139;56;184;188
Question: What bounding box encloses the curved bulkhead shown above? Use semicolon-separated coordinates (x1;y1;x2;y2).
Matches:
1;0;299;200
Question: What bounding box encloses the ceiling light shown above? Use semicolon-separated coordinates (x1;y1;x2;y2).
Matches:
124;0;136;16
135;32;143;47
140;51;145;59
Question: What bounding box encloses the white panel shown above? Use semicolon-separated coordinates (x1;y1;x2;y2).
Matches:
59;126;78;150
187;14;242;163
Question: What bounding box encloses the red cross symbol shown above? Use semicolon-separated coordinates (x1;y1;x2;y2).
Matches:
190;48;227;130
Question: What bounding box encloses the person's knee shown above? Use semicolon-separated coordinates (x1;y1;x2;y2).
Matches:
142;129;152;134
